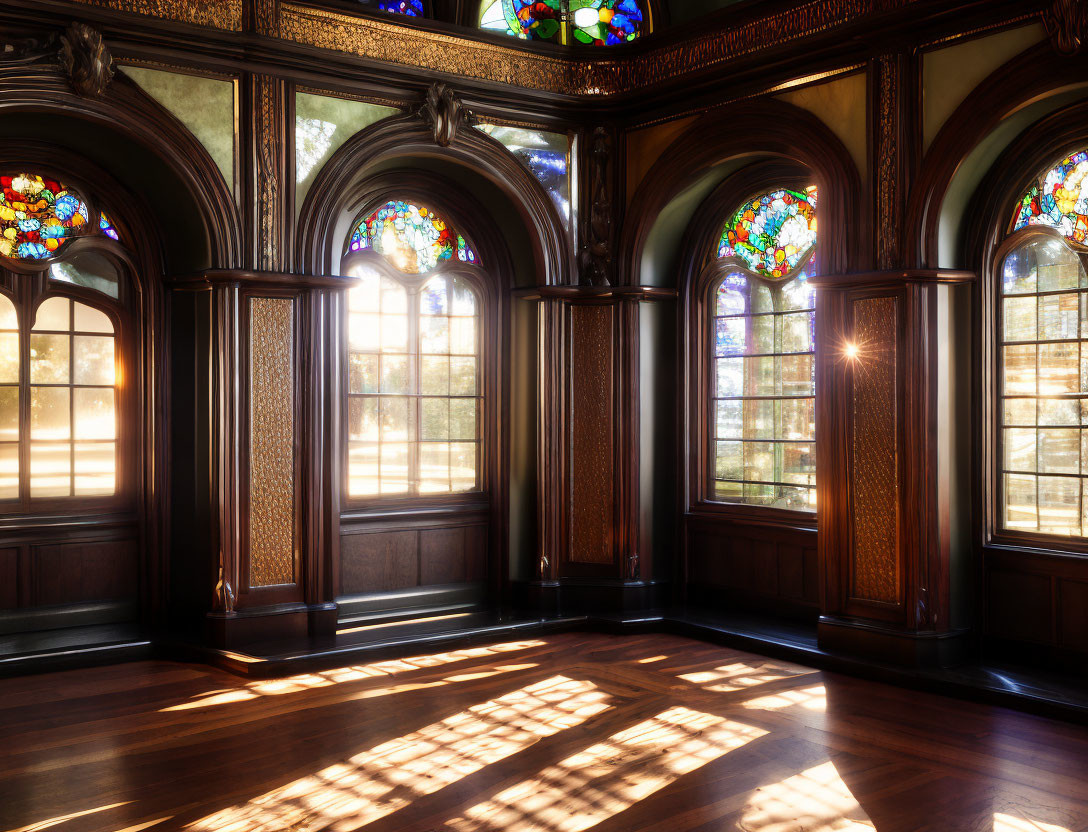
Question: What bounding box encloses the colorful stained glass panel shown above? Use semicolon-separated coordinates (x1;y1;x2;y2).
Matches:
718;186;818;280
0;174;90;261
1014;150;1088;244
480;0;563;41
99;212;119;241
348;201;476;274
571;0;645;45
375;0;424;13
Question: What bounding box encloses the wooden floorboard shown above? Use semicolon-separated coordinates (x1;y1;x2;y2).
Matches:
0;632;1086;832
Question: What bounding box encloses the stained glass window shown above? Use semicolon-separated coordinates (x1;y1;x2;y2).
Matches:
479;0;645;44
710;186;818;511
348;201;476;274
27;297;117;498
346;266;481;497
359;0;425;13
0;174;89;261
476;124;571;220
99;212;120;241
1014;150;1088;243
719;187;818;279
571;0;644;45
998;237;1088;536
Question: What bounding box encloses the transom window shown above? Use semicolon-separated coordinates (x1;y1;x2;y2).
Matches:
998;150;1088;537
480;0;647;45
343;200;483;499
709;186;818;511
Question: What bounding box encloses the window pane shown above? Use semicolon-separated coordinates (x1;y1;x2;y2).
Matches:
30;443;70;498
31;387;70;440
30;334;69;384
73;302;113;333
33;297;69;331
999;238;1088;537
74;442;115;496
0;443;16;500
0;294;16;330
0;333;17;384
73;388;115;440
0;387;17;442
73;336;115;386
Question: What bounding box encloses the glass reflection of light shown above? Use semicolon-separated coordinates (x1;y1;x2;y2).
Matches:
187;676;611;832
741;761;875;831
447;707;766;832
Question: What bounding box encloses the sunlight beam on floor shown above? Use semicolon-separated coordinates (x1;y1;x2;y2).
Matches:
445;707;767;832
185;675;611;832
740;761;875;831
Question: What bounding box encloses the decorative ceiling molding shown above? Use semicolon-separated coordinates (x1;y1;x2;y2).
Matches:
68;0;243;32
64;0;1016;96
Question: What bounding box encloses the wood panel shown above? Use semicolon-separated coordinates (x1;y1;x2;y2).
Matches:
0;548;17;610
686;516;819;613
340;523;487;597
30;539;139;607
984;546;1088;657
2;633;1087;832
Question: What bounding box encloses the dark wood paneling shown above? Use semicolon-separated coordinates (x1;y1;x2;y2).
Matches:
686;516;819;613
1059;580;1088;651
31;540;138;607
340;531;418;596
0;548;17;610
986;569;1052;646
340;521;488;598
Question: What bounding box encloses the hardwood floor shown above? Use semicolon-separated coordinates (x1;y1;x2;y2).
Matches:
1;633;1086;832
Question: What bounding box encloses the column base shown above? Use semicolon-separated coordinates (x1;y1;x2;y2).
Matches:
515;579;666;617
206;602;338;650
818;615;972;669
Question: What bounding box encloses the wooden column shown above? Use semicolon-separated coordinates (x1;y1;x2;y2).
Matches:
175;271;349;649
813;269;975;666
521;286;672;613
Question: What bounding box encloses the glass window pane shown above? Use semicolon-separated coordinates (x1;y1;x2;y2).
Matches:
780;312;814;353
743;442;775;483
778;398;815;441
73;302;113;334
450;317;476;355
0;332;17;384
420;442;450;493
347;443;379;497
1004;473;1037;530
0;387;17;443
1038;475;1079;535
715;317;746;356
1003;398;1036;426
380;355;409;394
1039;343;1078;394
73;388;115;440
450;399;476;442
73;336;115;386
1038;397;1077;426
30;334;69;384
0;294;16;330
380;443;409;494
742;400;774;439
421;316;449;354
450;442;476;492
421;356;450;396
450;357;476;396
380;396;410;442
714;441;742;480
0;443;16;500
74;442;115;496
780;355;814;397
1003;296;1036;342
1038;292;1078;340
421;399;449;441
31;387;70;440
744;357;776;397
33;297;69;331
348;398;379;442
716;277;747;316
349;353;379;394
349;313;380;351
1038;428;1080;474
30;443;70;498
715;358;743;397
715;400;742;439
1004;428;1036;472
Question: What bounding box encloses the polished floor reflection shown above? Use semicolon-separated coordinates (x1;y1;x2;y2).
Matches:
1;633;1086;832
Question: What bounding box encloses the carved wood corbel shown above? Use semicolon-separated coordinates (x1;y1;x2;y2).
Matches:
1044;0;1088;55
419;82;470;148
58;23;114;97
579;126;615;287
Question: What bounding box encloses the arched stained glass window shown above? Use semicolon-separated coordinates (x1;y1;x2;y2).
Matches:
998;149;1088;536
479;0;646;45
348;200;476;274
710;186;818;511
0;174;89;260
344;201;483;499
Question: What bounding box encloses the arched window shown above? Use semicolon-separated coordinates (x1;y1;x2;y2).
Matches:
479;0;647;45
342;200;483;499
0;171;127;507
996;151;1088;537
708;186;818;511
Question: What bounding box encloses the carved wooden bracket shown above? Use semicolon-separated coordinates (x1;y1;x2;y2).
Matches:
59;23;114;97
419;83;469;148
212;563;236;613
1045;0;1088;55
579;126;615;286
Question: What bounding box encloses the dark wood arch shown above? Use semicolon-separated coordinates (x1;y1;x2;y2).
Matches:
906;42;1088;270
0;61;242;270
296;113;573;285
620;99;863;285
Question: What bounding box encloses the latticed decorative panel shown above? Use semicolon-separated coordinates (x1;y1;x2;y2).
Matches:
850;295;899;604
569;304;615;565
248;297;296;588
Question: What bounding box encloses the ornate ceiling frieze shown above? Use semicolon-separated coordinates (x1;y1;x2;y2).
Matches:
68;0;243;32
